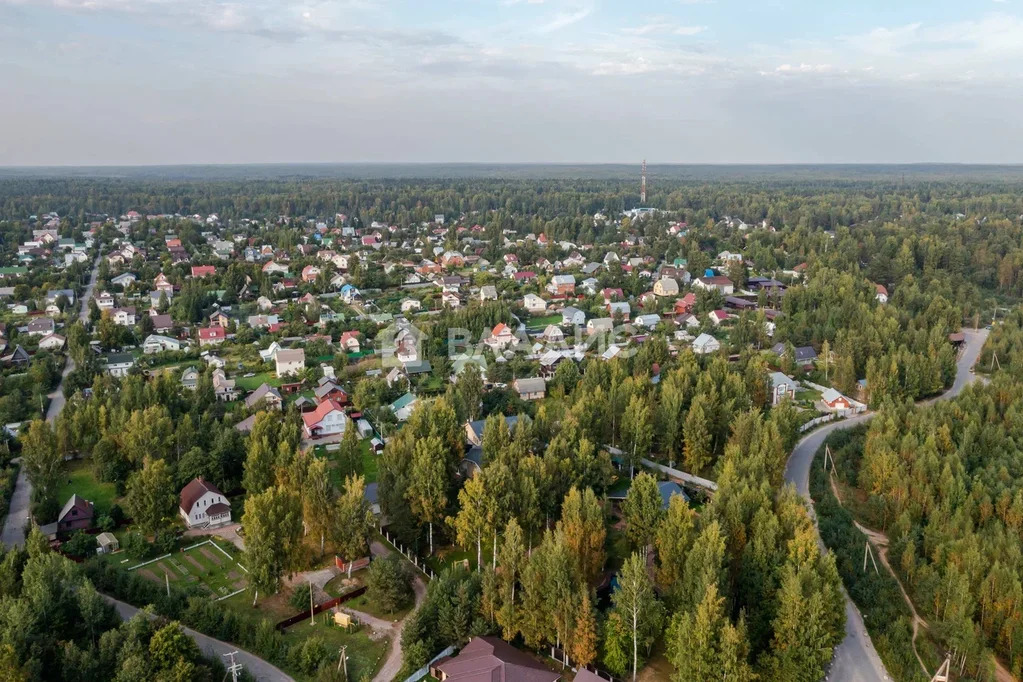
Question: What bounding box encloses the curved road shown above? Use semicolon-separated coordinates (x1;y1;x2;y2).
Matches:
784;327;988;682
102;595;292;681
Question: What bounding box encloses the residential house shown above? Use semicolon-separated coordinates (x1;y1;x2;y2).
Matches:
400;299;421;313
245;383;283;411
212;369;239;401
302;398;349;438
143;334;184;354
104;353;135;377
56;494;94;532
441;291;461;308
110;307;136;326
653;277;680;297
111;272;137;288
634;313;660;329
150;313;174;333
523;294;547;315
191;265;216;278
180;366;199;390
340;284;361;304
275;348;306;377
708;309;730;326
692;333;721;355
769;372;797;405
541;325;564;344
390;392;418;422
485;323;516;351
547;274;576;296
875;283;889;304
693;275;734;295
562;306;586;326
259;341;282;363
821;388;855;412
198;326;226;347
26;317;55;337
607;301;631;321
209;310;229;328
301;265;321;283
338;331;361;353
432;637;559;682
38;333;65;351
179;477;231;529
513;377;546;401
586;318;614;335
478;285;498;302
313;380;348;405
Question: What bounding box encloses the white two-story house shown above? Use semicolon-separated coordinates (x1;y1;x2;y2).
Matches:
179;477;231;529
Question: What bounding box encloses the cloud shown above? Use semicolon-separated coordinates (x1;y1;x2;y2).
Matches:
536;6;592;33
622;20;706;36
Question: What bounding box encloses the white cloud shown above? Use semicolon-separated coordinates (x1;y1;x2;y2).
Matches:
536;6;592;33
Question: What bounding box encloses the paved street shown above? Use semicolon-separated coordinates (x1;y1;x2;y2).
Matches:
784;327;988;682
102;595;293;681
1;256;101;550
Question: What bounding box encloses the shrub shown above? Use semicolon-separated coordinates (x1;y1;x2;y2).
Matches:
62;531;97;559
289;583;312;611
124;532;150;560
152;530;176;555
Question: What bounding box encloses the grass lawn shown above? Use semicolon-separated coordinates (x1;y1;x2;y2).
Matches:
360;439;379;484
222;585;390;681
57;460;118;515
343;592;413;622
527;314;563;328
424;546;474;575
284;620;389;682
315;438;379;486
235;372;283;391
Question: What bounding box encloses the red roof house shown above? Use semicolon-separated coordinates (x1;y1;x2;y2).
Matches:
191;265;216;278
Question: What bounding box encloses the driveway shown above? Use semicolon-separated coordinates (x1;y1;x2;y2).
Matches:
784;327;988;682
102;594;293;681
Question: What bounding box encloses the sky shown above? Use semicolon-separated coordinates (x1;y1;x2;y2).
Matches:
2;0;1023;165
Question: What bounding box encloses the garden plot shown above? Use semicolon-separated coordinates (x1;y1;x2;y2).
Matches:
132;539;247;599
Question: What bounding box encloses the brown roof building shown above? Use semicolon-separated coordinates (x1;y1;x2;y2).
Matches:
179;477;231;529
433;637;560;682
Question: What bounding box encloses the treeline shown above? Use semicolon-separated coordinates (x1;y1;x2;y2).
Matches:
0;532;230;682
393;403;846;681
846;377;1023;677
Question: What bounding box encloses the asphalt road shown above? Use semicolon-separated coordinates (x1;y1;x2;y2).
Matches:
2;255;100;549
784;327;989;682
102;595;293;681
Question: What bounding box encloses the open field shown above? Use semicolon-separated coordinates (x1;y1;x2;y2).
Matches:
56;459;119;515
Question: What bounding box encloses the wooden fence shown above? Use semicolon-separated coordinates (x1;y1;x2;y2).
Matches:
274;586;367;631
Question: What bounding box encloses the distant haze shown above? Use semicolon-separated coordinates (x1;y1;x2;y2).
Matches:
3;1;1023;165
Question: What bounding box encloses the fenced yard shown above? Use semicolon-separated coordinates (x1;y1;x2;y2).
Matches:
128;538;248;600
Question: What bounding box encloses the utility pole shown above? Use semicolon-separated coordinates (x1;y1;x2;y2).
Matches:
863;541;879;574
337;645;348;679
309;579;315;626
223;651;242;682
165;572;170;598
930;653;951;682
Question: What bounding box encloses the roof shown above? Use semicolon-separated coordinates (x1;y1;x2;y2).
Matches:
104;353;134;365
314;381;347;400
245;383;282;408
658;481;689;508
434;637;559;682
390;392;417;411
769;371;794;388
302;398;346;428
821;388;846;404
693;333;718;347
275;348;305;363
513;377;546;394
58;494;93;522
179;477;226;514
198;326;225;339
